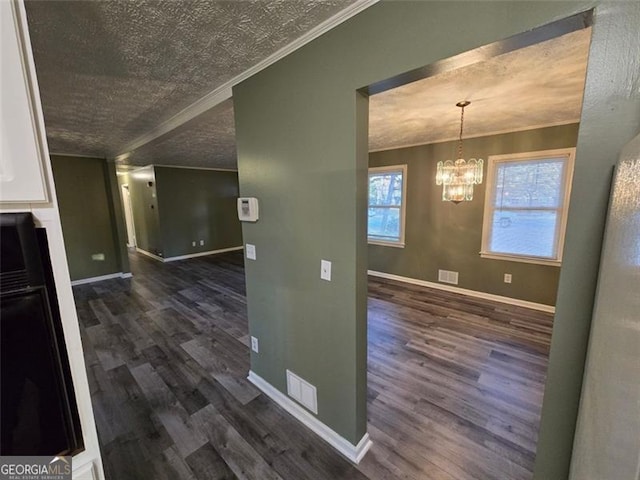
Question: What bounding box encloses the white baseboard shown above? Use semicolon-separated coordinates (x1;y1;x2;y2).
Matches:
247;371;372;464
71;272;131;286
368;270;555;313
135;247;165;262
135;246;243;263
163;246;243;262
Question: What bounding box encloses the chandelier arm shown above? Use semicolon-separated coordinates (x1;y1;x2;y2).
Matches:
437;100;482;203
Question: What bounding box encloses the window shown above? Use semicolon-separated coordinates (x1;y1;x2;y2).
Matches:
368;165;407;247
481;148;575;265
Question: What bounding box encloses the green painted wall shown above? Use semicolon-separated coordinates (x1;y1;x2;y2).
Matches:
122;166;242;259
234;1;639;476
369;124;579;306
154;167;242;258
51;155;122;281
105;161;130;275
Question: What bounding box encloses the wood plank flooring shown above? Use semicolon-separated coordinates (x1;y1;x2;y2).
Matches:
73;251;552;480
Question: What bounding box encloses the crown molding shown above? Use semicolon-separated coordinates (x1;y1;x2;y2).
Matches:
49;152;105;159
119;164;237;174
152;164;238;172
369;121;581;153
115;0;379;158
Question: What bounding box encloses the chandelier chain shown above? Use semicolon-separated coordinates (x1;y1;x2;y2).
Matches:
458;104;465;159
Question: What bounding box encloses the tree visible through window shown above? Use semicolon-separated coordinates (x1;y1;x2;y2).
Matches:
368;165;406;246
481;149;575;264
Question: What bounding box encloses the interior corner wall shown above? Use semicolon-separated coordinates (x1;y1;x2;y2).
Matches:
369;124;580;306
233;0;600;452
534;4;640;479
154;166;242;258
105;161;130;274
50;155;122;281
126;166;163;257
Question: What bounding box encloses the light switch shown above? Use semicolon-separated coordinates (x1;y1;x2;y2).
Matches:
321;260;331;281
246;244;256;260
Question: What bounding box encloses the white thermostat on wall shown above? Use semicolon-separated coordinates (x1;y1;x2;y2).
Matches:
237;197;259;222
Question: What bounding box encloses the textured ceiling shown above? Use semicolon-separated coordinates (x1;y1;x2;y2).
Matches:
124;98;237;169
130;27;591;169
368;28;591;151
25;0;355;159
26;2;590;170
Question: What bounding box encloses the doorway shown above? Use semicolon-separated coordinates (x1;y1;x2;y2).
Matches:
363;12;591;480
121;184;136;248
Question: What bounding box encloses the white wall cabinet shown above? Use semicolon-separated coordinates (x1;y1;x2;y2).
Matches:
0;0;49;203
0;2;105;479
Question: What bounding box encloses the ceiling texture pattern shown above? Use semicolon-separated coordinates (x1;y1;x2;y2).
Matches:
25;0;356;161
369;28;591;151
126;98;237;169
25;1;590;169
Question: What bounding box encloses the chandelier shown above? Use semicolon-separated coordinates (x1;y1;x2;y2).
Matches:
436;101;483;203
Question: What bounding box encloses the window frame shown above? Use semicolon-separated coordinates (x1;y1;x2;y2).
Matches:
367;164;407;248
480;148;576;266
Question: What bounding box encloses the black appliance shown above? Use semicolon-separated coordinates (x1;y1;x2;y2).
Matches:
0;212;83;456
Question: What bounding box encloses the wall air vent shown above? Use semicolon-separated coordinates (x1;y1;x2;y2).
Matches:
286;369;318;414
438;269;459;285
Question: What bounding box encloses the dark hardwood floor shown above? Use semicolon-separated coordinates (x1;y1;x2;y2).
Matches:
73;251;552;480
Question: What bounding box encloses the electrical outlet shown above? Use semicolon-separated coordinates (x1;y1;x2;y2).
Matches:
251;336;259;353
192;241;196;247
504;273;512;284
321;260;332;281
199;240;204;246
246;244;256;260
91;253;105;261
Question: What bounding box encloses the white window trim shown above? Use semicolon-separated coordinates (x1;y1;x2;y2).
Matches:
480;148;576;266
368;164;407;248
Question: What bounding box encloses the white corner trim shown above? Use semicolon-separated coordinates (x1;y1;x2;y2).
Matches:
70;272;131;286
115;0;379;157
163;246;244;262
72;460;97;480
135;247;165;262
247;371;373;464
152;164;238;173
368;270;555;313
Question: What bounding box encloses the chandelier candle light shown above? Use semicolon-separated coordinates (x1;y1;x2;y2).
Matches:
436;101;484;203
